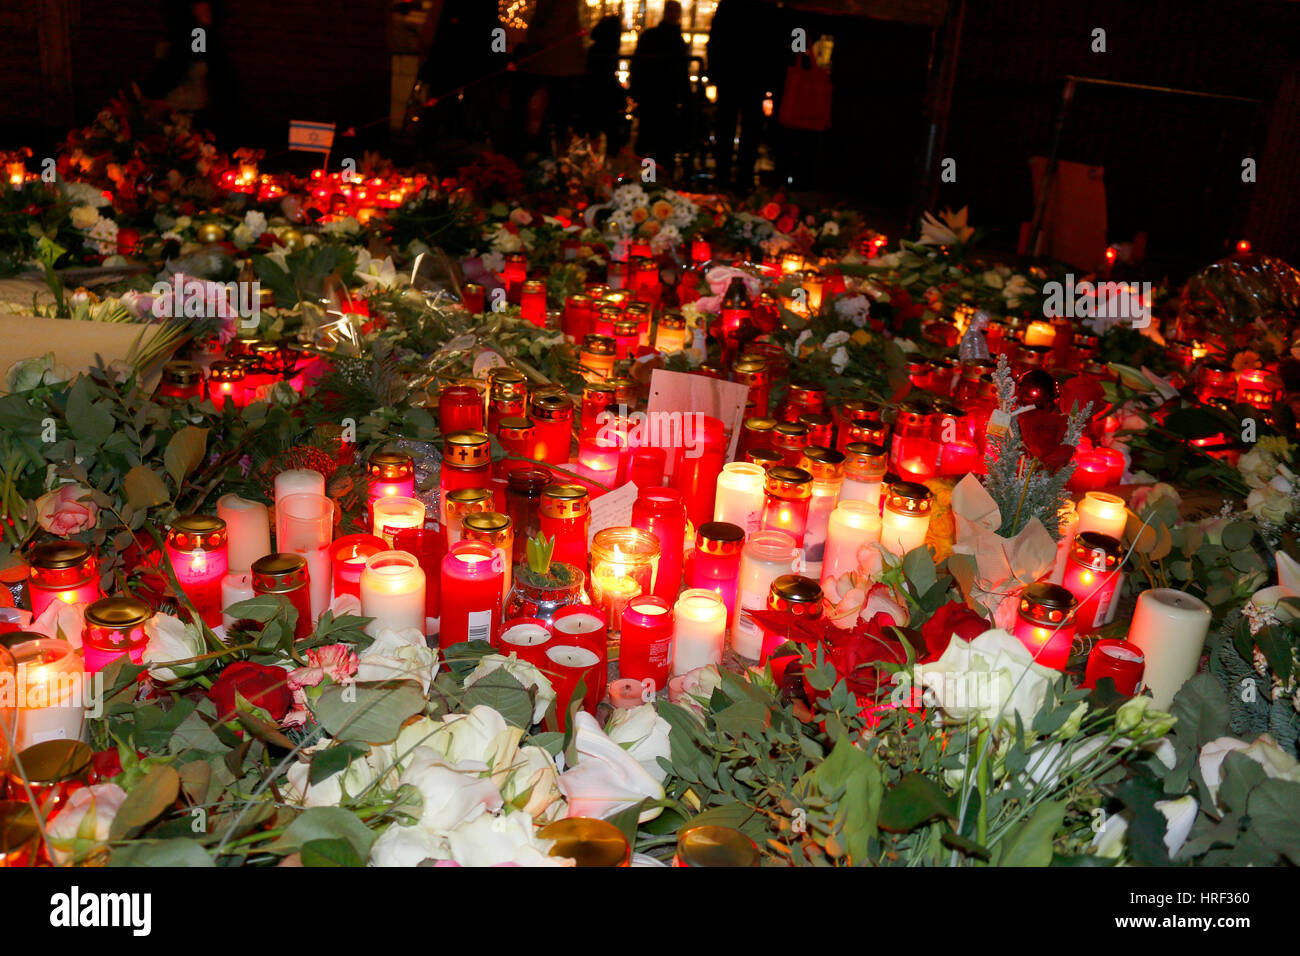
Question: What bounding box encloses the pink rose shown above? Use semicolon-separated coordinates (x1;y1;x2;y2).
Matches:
289;643;359;689
508;208;533;226
35;484;98;535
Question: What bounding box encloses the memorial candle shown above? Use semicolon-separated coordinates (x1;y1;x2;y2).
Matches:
589;528;660;630
207;360;246;408
672;589;726;676
1125;588;1211;709
496;617;552;668
673;416;727;530
330;533;388;600
732;355;772;417
439;384;486;436
530;394;575;464
539;484;591;573
487;368;528;435
392;528;444;619
654;312;688;352
252;554;313;641
1076;491;1128;541
371;496;426;548
1083;639;1145;696
631;487;688;603
221;572;255;630
1061;531;1124;634
366;449;416;506
821;500;883;596
274;469;325;507
759;466;813;548
158;361;203;400
439;540;504;649
627;447;666;489
82;596;153;673
443;488;493;548
495;416;535;466
362;550;428;633
734;530;799;658
880;482;933;556
761;575;824;661
798;448;845;579
166;515;229;628
689;523;744;626
1012;582;1078;671
620;595;674;691
26;541;100;619
441;431;492;514
462;512;514;605
578;335;617;383
544;643;604;728
576;433;623;486
839;442;888;512
520;279;548;326
713;462;766;534
462;282;485;315
739;417;777;458
217;494;271;574
771;421;811;467
8;637;85;750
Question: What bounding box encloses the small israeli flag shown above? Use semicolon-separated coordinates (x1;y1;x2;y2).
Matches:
288;120;335;155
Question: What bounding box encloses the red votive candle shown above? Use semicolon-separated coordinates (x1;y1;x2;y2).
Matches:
27;541;100;619
627;447;666;489
1061;531;1124;635
439;540;504;649
207;360;246;408
366;449;416;508
496;416;535;466
530;394;575;465
393;527;445;618
544;643;605;729
673;415;726;530
158;361;204;401
331;533;388;600
689;522;745;627
82;596;152;674
166;515;229;628
632;487;688;603
439;384;486;436
1083;639;1145;695
539;484;591;572
577;432;624;486
441;431;492;524
1068;449;1109;492
620;595;674;692
1012;581;1078;671
551;606;609;707
462;283;485;315
496;617;553;668
563;294;593;342
252;553;313;641
487;368;528;436
690;239;711;263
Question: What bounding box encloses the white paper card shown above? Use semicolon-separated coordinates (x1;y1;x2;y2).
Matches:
645;368;750;470
587;481;640;545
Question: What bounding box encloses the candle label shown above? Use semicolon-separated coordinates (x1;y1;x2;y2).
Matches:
467;610;493;644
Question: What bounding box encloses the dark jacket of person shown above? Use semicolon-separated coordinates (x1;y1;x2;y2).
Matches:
629;21;690;113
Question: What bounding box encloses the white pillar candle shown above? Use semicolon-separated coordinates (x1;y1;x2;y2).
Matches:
734;530;799;659
1076;491;1128;541
371;496;426;548
221;572;255;630
821;500;882;589
801;478;841;580
1126;588;1211;709
1050;500;1079;585
839;476;883;512
218;494;271;574
9;637;86;750
274;468;325;506
672;588;727;675
277;492;336;624
714;462;766;534
360;550;427;632
880;484;932;557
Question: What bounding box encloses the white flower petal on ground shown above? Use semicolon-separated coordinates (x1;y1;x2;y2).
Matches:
557;711;664;822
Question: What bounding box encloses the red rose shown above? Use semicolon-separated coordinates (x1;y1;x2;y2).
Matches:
775;216;796;234
919;602;988;660
760;202;781;221
1057;374;1107;439
1019;408;1074;470
209;662;293;723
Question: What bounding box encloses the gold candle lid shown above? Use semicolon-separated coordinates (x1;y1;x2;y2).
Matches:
772;421;810;448
746;448;784;469
582;382;618;407
29;540;93;570
696;521;745;556
497;416;535;439
884;481;933;515
209;360;245;382
84;595;153;630
443;431;491;468
786;383;826;405
675;825;760;867
531;393;574;422
488;367;528;401
462;511;513;536
567;293;592;307
368;449;414;479
769;573;823;607
658;312;685;330
798;410;833;430
744;416;777;435
541;483;590;519
540;817;630;867
446;487;494;510
844;441;888;472
1019;581;1078;625
764;466;813;499
162;360;202;385
251;553;309;593
607;377;637;406
732;354;771;383
799;446;845;481
168;514;228;549
521;279;546;294
580;334;617;357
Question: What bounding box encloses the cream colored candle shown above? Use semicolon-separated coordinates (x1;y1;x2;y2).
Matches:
221;572;255;630
1050;500;1080;585
371;496;426;548
880;483;932;557
1023;320;1056;347
360;550;427;631
714;462;766;534
734;530;799;658
1076;491;1128;541
274;468;325;506
218;493;271;573
821;500;882;585
1126;588;1211;709
10;637;85;750
672;588;727;675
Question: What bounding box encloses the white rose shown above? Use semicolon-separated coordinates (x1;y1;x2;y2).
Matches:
141;612;205;682
283;741;397;808
47;783;128;865
398;746;503;832
174;215;193;231
1090;813;1129;859
501;745;563;821
830;346;849;373
1155;796;1198;859
604;704;672;783
557;711;664;823
70;205;101;231
462;653;555;725
243;210;267;238
356;625;439;692
1198;733;1300;806
231;224;255;249
369;820;446;866
1246;485;1294;524
823;330;850;350
915;629;1055;729
427;706;524;789
446;810;573;867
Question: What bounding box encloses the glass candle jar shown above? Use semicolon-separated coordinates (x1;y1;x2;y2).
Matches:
620;595;674;691
627;447;666;489
576;431;624;486
276;492;335;624
579;334;617;382
689;522;744;626
590;527;661;630
8;636;86;751
503;252;528;294
441;430;492;512
762;574;823;661
530;394;575;465
772;421;810;467
579;382;618;438
732;355;771;418
462;512;514;605
439;384;486;436
821;500;883;625
738;417;776;458
520;279;547;326
391;528;443;620
612;318;639;360
505;466;552;562
671;589;727;676
759;466;813;548
673;825;761;867
840;442;888;511
82;596;153;673
782;382;827;421
462;282;485;315
734;530;799;659
539;484;591;573
672;415;726;531
1061;531;1124;634
207;360;246;408
798;448;845;579
27;541;99;619
1195;363;1235;404
367;449;416;506
493;416;535;468
798;413;834;450
331;533;388;600
1076;491;1128;540
563;293;593;342
252;553;313;641
655;312;688;352
1083;639;1145;695
544;642;605;729
443;488;493;548
159;360;203;400
746;447;784;470
487;368;528;436
890;400;938;481
166;514;229;628
372;495;427;549
540;817;632;867
713;462;766;534
880;482;933;556
1235;368;1281;410
360;549;427;634
1012;581;1078;670
631;487;688;603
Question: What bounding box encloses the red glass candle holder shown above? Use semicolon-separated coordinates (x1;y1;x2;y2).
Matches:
798;413;834;450
760;574;823;661
689;522;745;627
505;466;551;561
439;384;486;436
627;447;666;489
82;596;153;674
441;431;492;521
563;294;593;342
496;617;553;668
673;415;726;530
392;527;445;619
576;432;624;487
366;449;416;507
331;533;388;600
439;540;504;649
632;487;688;603
520;280;547;326
539;484;591;573
1083;639;1145;695
487;368;528;436
207;360;246;408
543;642;605;729
27;541;100;619
158;361;203;401
462;283;485;315
530;394;575;464
781;382;827;422
620;595;674;692
772;421;810;467
252;553;313;641
166;515;229;628
1012;581;1078;671
759;466;813;548
1061;531;1124;635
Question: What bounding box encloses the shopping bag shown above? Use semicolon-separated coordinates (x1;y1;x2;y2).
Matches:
778;55;832;131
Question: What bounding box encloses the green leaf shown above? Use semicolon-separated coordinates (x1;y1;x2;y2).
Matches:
878;773;957;833
224;594;289;623
1171;674;1230;748
271;807;377;861
109;765;181;841
941;826;991;861
462;670;534;728
1220;521;1254;551
309;742;370;785
903;547;937;595
996;797;1066;867
1247;778;1300;865
110;838;215;867
163;425;208;487
66;376;116;448
123;465;170;509
300;837;365;867
605;800;645;848
315;681;425;744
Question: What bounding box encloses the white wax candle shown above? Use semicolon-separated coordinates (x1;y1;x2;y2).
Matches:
839;477;883;512
1050;501;1080;585
881;508;929;556
547;644;600;669
821;500;882;587
554;611;605;640
801;480;840;580
500;621;551;651
372;496;426;548
672;588;726;675
1126;588;1211;709
1076;491;1128;541
218;494;271;573
734;531;799;658
714;462;766;534
10;638;86;750
360;551;427;632
274;469;325;506
221;572;255;630
289;544;332;624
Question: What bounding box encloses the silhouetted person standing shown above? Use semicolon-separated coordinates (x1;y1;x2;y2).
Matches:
630;1;691;180
510;0;585;157
708;0;774;192
416;0;502;143
581;15;630;156
142;1;237;144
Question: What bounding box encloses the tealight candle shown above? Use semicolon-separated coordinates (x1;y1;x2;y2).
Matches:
589;528;660;631
1083;639;1145;696
880;482;933;556
438;540;504;649
82;596;153;673
672;589;727;676
274;469;325;507
1125;588;1211;709
713;462;766;535
330;533;388;600
688;522;744;626
1012;582;1078;670
166;515;229;628
221;572;255;630
361;550;427;633
8;637;85;750
495;617;553;668
1076;491;1128;541
620;595;674;692
26;541;100;619
217;494;271;574
371;496;426;548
